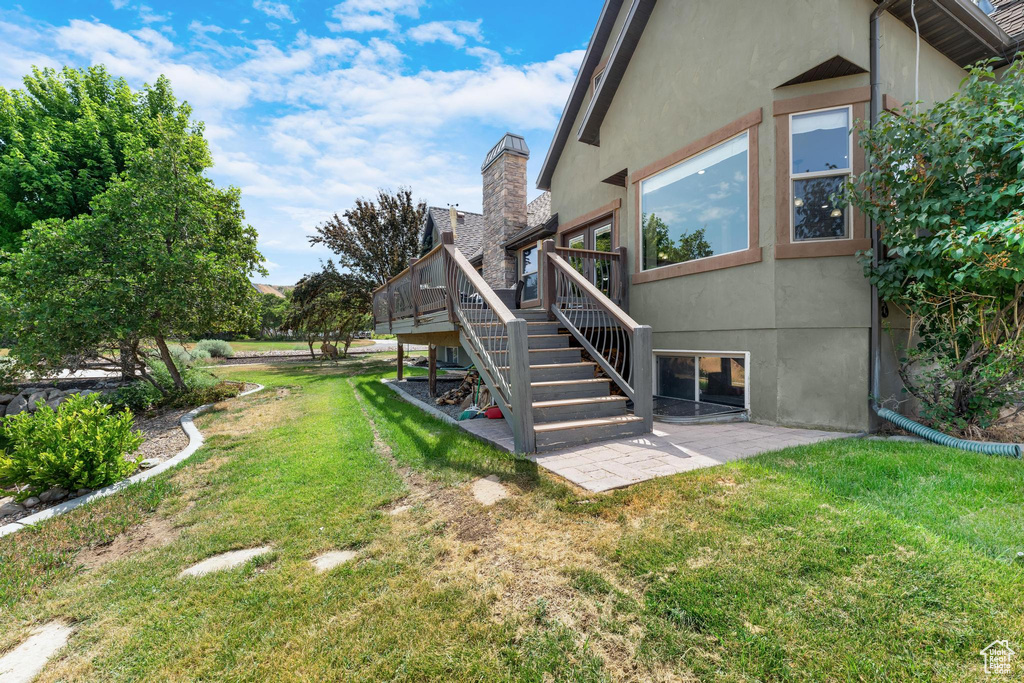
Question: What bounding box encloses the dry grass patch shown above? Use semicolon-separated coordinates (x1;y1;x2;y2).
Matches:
75;514;180;571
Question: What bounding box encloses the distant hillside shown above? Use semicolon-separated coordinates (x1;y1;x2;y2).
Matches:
252;283;294;299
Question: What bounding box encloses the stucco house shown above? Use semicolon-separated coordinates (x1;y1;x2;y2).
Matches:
375;0;1022;452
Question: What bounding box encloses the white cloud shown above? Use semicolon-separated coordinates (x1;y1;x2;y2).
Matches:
136;5;170;24
253;0;296;23
407;20;482;49
110;0;129;8
327;0;422;33
188;21;224;35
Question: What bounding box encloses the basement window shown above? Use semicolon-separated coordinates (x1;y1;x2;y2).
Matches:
653;351;749;421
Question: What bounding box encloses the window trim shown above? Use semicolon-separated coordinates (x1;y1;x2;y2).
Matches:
630;109;762;285
773;88;881;259
653;349;751;412
788;104;854;243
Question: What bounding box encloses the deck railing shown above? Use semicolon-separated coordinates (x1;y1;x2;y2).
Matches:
542;239;653;430
371;234;535;452
552;245;628;309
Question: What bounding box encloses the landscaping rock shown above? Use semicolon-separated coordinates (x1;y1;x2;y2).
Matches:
310;550;357;573
0;497;23;516
0;393;15;405
0;620;74;683
75;489;91;498
139;458;161;469
5;395;28;416
39;487;68;504
26;391;46;410
22;496;40;508
471;475;509;506
45;397;64;411
179;546;274;578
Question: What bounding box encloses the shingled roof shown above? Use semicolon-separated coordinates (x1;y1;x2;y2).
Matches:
423;207;486;261
993;0;1024;39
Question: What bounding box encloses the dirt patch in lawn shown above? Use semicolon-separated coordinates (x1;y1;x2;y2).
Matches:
197;387;290;438
76;514;180;571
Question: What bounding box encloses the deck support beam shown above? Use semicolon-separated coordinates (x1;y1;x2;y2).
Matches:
428;345;437;396
396;343;404;381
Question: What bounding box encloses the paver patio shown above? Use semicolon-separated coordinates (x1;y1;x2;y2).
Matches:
387;382;855;492
473;420;854;491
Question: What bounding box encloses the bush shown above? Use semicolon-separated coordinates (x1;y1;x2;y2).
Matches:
194;339;234;358
0;393;143;499
167;381;243;408
104;381;163;414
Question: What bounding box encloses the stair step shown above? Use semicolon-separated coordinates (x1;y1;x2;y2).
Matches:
532;395;628;423
479;334;570;349
528;362;598;381
534;415;647;451
488;348;580;364
530;378;612;400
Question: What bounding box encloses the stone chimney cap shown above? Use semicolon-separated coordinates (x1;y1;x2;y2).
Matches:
481;133;529;172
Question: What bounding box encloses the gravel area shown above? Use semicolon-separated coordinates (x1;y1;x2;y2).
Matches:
392;379;466;419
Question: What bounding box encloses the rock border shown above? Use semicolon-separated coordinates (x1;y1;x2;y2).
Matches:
0;384;265;538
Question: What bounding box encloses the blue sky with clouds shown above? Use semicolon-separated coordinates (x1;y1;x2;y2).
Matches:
0;0;598;284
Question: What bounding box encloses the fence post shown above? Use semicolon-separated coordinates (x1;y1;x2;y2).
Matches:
441;231;457;323
542;239;556;319
409;257;420;325
616;246;629;312
632;325;653;431
507;318;536;453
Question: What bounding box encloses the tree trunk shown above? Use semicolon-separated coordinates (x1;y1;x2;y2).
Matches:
155;336;186;391
118;340;136;381
307;339;316;360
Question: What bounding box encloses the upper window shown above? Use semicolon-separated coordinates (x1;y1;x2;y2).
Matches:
790;107;851;242
592;68;604;92
640;132;749;271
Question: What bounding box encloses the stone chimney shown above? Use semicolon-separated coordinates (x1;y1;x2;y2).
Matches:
481;133;529;289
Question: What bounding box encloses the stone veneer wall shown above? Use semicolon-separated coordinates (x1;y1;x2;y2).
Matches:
481;151;528;289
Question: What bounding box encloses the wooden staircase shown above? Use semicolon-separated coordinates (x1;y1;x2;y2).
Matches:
476;308;646;452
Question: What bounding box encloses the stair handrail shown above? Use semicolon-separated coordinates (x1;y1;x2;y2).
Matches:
442;233;535;452
543;238;653;431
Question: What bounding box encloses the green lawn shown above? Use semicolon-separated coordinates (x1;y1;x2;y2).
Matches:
186;339;375;354
1;359;1021;681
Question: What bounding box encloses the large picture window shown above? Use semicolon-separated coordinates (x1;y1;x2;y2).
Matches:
790;107;851;241
655;352;748;409
640;132;749;271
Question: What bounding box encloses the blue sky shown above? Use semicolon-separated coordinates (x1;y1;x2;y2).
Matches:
0;0;598;285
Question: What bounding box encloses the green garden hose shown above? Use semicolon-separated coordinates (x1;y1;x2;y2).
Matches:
875;407;1022;458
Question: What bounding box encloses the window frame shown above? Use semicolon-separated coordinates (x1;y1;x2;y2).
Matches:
652;349;751;412
788;104;854;243
638;130;751;273
518;240;541;308
630;109;762;285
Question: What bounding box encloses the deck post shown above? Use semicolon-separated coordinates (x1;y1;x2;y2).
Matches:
409;257;420;325
441;231;457;323
507;318;536;453
616;246;629;312
541;239;556;320
396;342;404;381
428;344;437;397
632;325;653;431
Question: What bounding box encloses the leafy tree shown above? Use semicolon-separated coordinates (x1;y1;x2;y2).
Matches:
849;59;1024;434
258;292;291;338
0;93;265;391
285;262;372;359
310;188;426;286
641;213;713;268
0;66;180;251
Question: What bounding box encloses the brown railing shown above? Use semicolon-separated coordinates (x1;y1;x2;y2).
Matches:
552;245;627;309
543;239;652;430
372;243;447;329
